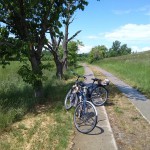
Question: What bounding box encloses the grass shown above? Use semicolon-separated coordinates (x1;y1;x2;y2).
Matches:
0;61;84;150
94;50;150;98
90;66;150;150
114;106;123;114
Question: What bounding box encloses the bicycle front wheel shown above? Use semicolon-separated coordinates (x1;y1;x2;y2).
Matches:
64;89;78;110
74;101;97;134
91;86;108;106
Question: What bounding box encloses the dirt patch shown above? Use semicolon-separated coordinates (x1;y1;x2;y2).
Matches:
90;66;150;150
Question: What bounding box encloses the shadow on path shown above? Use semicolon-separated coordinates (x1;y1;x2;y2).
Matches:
86;125;104;135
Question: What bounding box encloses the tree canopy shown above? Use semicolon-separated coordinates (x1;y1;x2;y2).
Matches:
0;0;88;97
108;40;131;57
88;41;132;63
89;45;108;63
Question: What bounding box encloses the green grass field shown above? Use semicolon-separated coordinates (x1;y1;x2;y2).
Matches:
95;50;150;98
0;62;83;150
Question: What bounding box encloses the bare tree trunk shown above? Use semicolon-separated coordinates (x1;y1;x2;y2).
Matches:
56;60;63;80
62;41;68;71
52;52;64;79
62;23;69;71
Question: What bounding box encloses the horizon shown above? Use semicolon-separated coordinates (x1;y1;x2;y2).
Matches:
68;0;150;54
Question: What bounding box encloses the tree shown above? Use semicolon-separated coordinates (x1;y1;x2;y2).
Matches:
0;26;22;66
68;41;79;67
89;45;108;63
108;40;131;57
0;1;73;97
0;27;12;66
120;44;131;55
108;40;121;57
77;53;89;62
46;0;88;79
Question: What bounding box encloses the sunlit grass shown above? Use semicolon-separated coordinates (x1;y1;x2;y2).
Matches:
95;51;150;98
91;67;150;150
0;61;84;149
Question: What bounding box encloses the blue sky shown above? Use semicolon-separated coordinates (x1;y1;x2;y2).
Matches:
68;0;150;53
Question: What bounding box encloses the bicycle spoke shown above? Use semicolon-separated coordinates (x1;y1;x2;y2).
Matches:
91;86;108;106
74;101;97;133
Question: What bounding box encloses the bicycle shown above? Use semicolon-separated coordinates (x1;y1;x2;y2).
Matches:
73;80;98;133
64;72;98;133
89;78;109;106
64;72;86;110
64;72;109;110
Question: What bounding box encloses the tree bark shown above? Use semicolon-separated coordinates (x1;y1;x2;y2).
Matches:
62;41;68;71
29;44;43;98
56;60;63;80
53;51;63;79
46;39;64;79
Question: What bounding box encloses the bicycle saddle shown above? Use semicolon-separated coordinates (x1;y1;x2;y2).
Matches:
91;78;101;82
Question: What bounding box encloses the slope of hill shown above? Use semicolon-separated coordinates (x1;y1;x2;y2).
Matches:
95;50;150;98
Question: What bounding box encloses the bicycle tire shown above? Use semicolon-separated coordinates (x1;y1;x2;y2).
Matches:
64;89;77;110
74;101;97;134
91;86;108;106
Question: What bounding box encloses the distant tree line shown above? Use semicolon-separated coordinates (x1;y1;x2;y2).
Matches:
88;40;131;63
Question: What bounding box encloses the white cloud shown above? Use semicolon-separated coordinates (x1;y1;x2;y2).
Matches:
82;24;150;53
131;46;141;52
78;45;92;54
87;35;99;39
104;24;150;42
141;46;150;51
113;5;150;16
104;24;150;52
131;46;150;52
112;9;131;15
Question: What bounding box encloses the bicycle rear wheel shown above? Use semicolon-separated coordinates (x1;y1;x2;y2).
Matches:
91;86;108;106
74;101;97;134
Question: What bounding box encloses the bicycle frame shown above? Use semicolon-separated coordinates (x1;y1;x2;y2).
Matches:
64;71;109;110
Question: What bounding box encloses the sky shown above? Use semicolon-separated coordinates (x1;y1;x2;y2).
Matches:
68;0;150;53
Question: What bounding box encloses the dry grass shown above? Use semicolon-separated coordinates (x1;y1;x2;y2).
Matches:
0;102;73;150
90;66;150;150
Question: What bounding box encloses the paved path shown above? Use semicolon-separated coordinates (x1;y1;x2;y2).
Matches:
92;65;150;124
72;64;118;150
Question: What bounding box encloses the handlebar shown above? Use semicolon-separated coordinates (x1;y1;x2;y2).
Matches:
71;71;87;80
70;71;109;87
91;78;101;82
91;78;99;82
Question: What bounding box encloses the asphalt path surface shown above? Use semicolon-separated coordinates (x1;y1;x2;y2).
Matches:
72;63;150;150
92;65;150;124
71;64;118;150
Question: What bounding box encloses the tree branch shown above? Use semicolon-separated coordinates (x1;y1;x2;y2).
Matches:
68;30;81;42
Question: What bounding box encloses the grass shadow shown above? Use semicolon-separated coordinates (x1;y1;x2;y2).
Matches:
0;77;74;132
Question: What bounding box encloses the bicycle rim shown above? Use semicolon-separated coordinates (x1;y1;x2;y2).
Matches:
91;86;108;106
74;101;97;134
64;90;72;110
